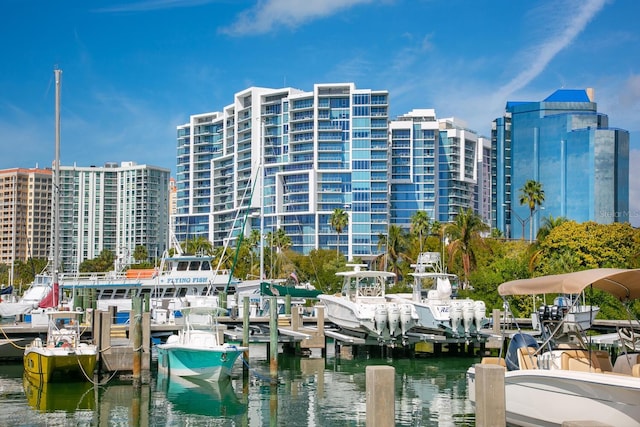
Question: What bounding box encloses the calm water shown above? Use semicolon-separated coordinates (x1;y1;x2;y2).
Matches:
0;347;479;426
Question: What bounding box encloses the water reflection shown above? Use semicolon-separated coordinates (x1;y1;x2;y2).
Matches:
156;370;247;417
0;353;477;426
23;374;96;413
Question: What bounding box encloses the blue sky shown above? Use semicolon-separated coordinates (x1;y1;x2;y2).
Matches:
1;0;639;225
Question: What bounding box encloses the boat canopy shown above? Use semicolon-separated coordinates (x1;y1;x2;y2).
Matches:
498;268;640;301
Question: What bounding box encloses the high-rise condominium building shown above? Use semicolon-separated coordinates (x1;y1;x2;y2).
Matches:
175;83;390;261
493;88;630;240
0;168;52;266
58;162;170;272
389;110;489;229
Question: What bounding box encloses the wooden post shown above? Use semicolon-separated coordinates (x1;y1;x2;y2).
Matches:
366;365;395;427
285;294;291;315
492;309;501;334
475;364;506;427
269;296;278;381
132;296;142;386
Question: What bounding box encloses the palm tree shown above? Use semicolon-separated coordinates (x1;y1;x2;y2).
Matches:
184;236;212;255
518;180;545;243
376;225;411;284
410;210;430;254
445;208;489;289
329;208;349;259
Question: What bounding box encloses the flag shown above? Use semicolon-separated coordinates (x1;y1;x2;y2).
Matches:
290;271;299;284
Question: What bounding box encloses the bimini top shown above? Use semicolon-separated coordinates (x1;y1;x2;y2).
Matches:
498;268;640;301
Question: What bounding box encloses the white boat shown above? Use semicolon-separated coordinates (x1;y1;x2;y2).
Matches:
467;268;640;426
156;306;247;381
23;310;98;383
0;272;53;318
317;264;418;343
58;252;239;317
385;252;488;338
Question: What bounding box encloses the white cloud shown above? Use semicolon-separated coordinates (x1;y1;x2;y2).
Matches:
220;0;376;36
492;0;608;105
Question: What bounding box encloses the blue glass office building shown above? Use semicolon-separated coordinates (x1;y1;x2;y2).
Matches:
493;89;630;239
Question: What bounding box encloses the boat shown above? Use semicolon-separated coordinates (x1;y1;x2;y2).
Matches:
23;373;96;412
0;272;53;318
58;251;239;317
386;252;488;338
317;263;418;343
156;306;247;381
23;310;98;383
467;268;640;426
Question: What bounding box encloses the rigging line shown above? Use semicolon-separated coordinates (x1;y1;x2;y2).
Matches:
224;168;260;293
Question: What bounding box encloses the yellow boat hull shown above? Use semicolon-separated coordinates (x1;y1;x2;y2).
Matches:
24;347;97;383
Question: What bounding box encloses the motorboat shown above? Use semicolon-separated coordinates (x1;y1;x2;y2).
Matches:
317;264;418;343
467;268;640;426
156;306;247;381
23;310;98;383
385;252;488;338
0;272;53;318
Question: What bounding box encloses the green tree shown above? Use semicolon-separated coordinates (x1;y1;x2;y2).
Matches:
446;208;489;289
184;236;213;255
329;208;349;259
79;249;115;273
133;245;148;263
518;180;545;243
376;225;411;284
410;210;430;254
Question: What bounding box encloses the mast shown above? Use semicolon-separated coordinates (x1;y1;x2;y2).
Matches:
53;68;61;307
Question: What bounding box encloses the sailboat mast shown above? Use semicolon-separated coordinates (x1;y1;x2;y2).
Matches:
53;68;61;307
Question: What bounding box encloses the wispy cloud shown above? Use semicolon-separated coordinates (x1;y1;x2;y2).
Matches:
492;0;609;104
220;0;376;36
94;0;218;13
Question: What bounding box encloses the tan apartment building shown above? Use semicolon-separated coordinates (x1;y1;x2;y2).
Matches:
0;168;52;265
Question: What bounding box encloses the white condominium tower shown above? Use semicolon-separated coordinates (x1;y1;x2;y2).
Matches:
58;162;170;273
175;83;390;261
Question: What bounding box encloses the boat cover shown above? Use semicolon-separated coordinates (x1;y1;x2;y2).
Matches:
498;268;640;301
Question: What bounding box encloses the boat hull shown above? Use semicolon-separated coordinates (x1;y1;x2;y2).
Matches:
23;346;97;383
318;295;377;335
157;344;245;381
467;367;640;426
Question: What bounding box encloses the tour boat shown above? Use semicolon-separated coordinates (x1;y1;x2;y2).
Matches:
58;251;239;317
